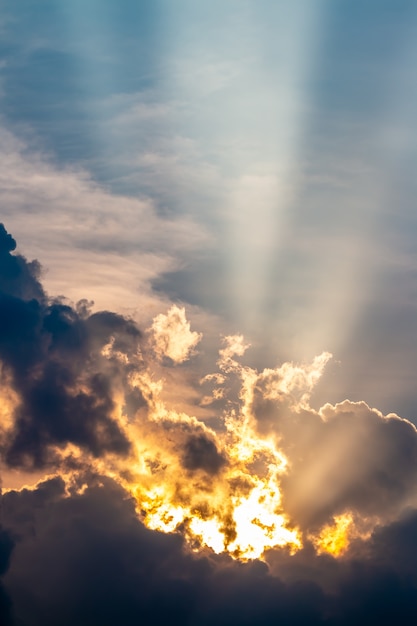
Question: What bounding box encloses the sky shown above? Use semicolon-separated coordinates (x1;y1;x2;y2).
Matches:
0;1;416;624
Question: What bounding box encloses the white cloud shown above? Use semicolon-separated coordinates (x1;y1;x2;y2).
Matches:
150;305;202;363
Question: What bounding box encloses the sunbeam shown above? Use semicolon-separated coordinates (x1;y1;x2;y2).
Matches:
0;2;416;624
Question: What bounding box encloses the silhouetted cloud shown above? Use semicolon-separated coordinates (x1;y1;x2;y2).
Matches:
0;224;140;469
0;526;14;626
2;477;417;626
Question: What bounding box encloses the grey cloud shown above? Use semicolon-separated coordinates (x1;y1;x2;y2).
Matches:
182;434;227;476
0;526;14;626
0;225;143;469
250;379;417;529
3;478;417;626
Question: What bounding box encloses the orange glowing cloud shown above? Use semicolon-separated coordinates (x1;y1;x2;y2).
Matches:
2;226;417;565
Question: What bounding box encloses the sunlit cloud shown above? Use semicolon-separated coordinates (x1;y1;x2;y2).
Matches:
150;305;202;363
2;228;417;569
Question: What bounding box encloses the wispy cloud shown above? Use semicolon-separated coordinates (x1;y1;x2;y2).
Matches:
0;125;209;316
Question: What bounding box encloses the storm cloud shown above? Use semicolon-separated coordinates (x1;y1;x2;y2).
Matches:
0;224;140;469
2;477;417;625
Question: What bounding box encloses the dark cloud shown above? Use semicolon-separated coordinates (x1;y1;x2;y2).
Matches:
0;225;143;469
2;478;417;626
182;434;227;475
1;478;205;626
0;525;14;626
0;224;44;302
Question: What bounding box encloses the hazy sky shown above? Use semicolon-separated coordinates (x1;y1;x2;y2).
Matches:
1;2;417;625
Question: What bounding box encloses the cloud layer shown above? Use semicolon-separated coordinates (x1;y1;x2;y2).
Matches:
1;226;417;625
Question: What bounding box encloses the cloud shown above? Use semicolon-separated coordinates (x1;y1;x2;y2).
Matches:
0;525;14;626
2;225;417;550
222;346;417;534
3;477;417;626
1;227;417;624
150;305;202;363
0;125;208;317
250;377;417;530
0;225;141;469
182;434;227;475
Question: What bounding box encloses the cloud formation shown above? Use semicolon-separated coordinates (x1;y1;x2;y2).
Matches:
1;226;417;625
150;305;202;363
0;224;141;469
3;477;417;626
0;126;209;318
